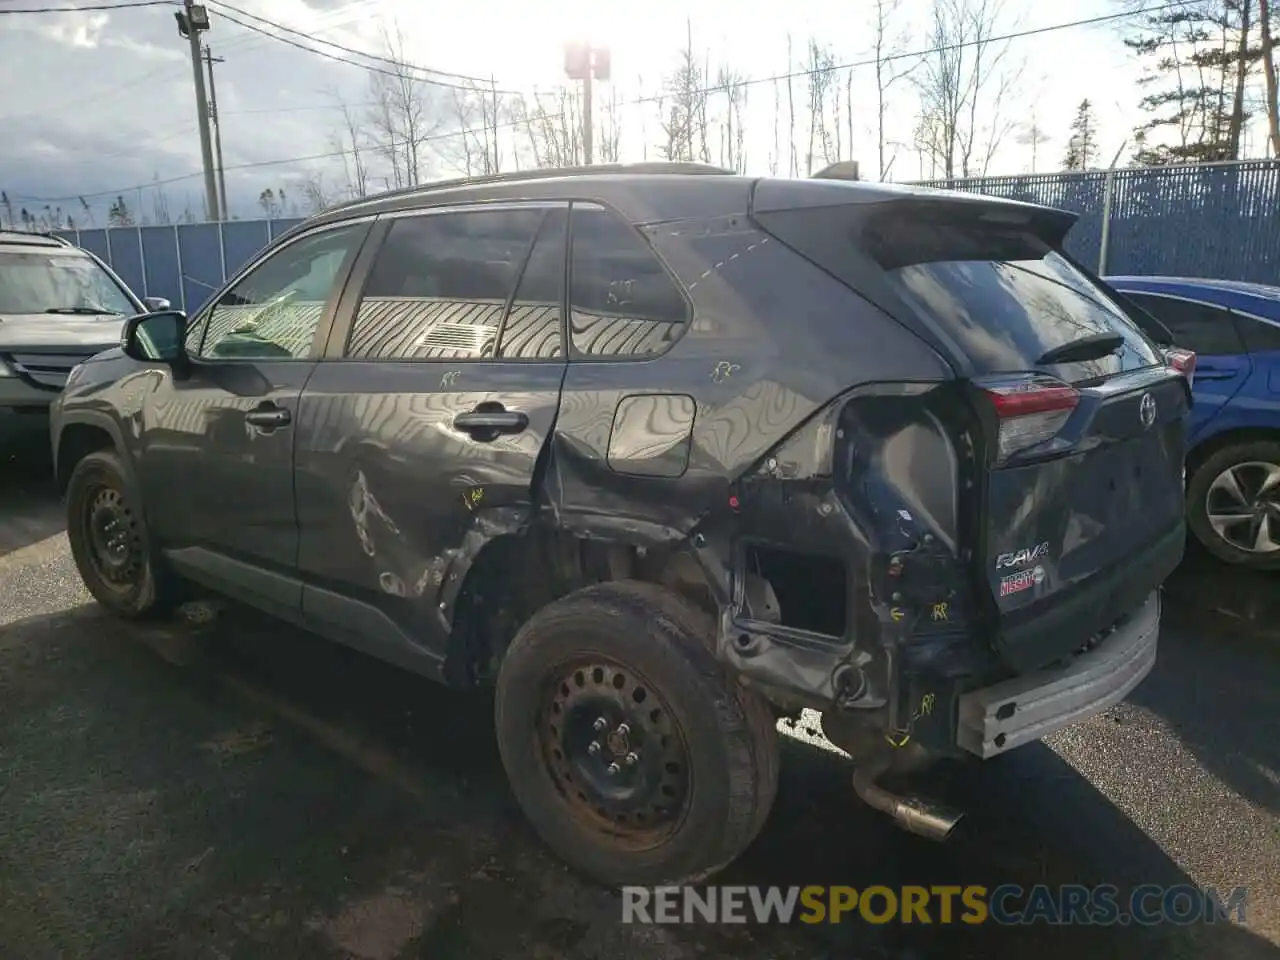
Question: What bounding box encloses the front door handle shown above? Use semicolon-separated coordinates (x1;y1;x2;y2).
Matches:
453;408;528;435
245;404;291;429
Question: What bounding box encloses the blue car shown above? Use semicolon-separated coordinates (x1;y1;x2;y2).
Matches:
1107;276;1280;568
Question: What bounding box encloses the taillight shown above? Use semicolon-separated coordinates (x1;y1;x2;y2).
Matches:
978;376;1081;463
1164;347;1196;384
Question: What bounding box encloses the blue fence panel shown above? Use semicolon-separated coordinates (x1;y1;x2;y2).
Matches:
915;160;1280;284
221;220;272;283
73;228;110;264
106;227;145;300
267;218;305;242
140;225;182;310
176;223;224;315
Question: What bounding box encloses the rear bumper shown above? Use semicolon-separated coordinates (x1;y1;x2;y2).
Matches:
0;377;55;409
956;590;1159;759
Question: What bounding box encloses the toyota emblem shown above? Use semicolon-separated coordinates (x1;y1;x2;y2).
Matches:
1139;392;1157;428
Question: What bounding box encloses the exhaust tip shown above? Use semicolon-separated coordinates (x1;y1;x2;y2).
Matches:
892;801;965;842
852;763;965;842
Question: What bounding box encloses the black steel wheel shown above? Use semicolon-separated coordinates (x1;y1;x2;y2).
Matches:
65;449;178;618
540;657;691;847
495;580;779;888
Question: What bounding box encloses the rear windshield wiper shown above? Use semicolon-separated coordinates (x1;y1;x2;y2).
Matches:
1036;331;1124;365
44;306;120;315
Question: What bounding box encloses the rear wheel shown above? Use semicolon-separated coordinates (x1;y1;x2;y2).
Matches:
494;580;778;887
66;449;180;618
1187;441;1280;569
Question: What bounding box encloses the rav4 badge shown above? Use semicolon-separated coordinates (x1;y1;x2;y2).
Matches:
995;542;1050;570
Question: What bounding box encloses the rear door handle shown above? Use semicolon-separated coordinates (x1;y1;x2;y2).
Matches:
245;404;292;429
1193;368;1238;380
453;409;528;434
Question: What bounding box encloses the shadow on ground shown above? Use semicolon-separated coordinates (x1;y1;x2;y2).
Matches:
1146;551;1280;815
0;412;61;556
3;598;1277;960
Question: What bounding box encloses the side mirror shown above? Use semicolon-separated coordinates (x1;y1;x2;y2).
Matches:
143;296;171;312
122;310;188;365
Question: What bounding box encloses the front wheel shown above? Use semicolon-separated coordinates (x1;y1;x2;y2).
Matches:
494;580;779;887
1187;441;1280;569
65;449;180;618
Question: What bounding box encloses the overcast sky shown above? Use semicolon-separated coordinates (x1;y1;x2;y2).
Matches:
0;0;1272;227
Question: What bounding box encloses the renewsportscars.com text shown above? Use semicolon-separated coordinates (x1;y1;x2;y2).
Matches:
621;884;1248;926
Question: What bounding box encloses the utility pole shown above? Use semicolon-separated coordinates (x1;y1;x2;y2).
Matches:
204;46;228;220
564;41;610;164
175;1;219;221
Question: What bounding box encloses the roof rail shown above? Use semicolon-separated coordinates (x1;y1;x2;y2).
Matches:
0;229;72;246
326;161;736;215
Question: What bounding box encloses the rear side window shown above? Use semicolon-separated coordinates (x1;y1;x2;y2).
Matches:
1231;313;1280;353
498;209;566;360
1122;293;1243;356
568;203;689;358
348;208;544;360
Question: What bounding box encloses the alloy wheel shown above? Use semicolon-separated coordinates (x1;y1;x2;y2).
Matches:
1205;460;1280;554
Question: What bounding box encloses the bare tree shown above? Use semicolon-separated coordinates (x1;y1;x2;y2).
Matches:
770;79;781;175
327;91;370;200
806;41;841;172
439;79;506;176
914;0;1022;178
871;0;921;179
715;66;749;172
1262;0;1280;157
786;34;798;176
1014;107;1052;172
364;21;444;188
150;176;171;225
598;85;624;164
301;173;332;214
512;88;583;167
659;20;711;161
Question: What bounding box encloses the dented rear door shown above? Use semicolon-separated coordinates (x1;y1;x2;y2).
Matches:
292;203;569;662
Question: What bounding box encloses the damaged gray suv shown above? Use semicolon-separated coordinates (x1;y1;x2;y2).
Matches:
50;162;1190;887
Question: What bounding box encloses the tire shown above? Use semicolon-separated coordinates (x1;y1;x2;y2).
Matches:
494;580;779;887
65;449;181;618
1186;441;1280;570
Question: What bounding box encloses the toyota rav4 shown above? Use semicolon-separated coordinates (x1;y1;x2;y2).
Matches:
49;162;1190;887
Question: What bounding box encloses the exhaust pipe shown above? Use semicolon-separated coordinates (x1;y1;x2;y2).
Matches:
852;756;965;841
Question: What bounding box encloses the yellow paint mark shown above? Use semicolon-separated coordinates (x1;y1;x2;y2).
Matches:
931;602;949;622
463;487;485;511
885;731;911;748
890;607;905;622
711;360;741;383
912;693;937;721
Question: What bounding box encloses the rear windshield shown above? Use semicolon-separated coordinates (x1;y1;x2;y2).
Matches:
866;215;1162;381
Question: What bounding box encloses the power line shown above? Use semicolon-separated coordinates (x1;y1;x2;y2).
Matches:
13;104;569;203
13;1;1190;204
0;0;173;12
205;0;510;87
627;0;1194;107
208;0;379;58
205;3;520;95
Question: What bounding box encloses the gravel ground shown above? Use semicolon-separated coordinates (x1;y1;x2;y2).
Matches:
2;413;1279;960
